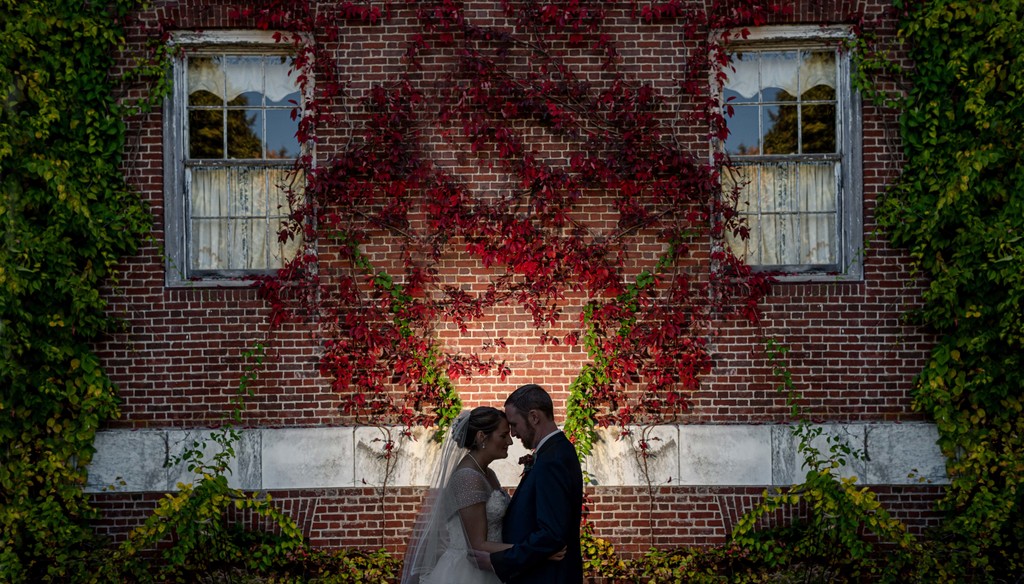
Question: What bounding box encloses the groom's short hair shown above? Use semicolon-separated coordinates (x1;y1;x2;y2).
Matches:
505;383;554;420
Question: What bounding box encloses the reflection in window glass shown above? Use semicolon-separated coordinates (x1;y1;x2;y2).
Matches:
802;93;836;154
189;104;223;159
725;105;759;155
186;54;301;161
228;107;263;159
266;109;299;158
763;104;797;154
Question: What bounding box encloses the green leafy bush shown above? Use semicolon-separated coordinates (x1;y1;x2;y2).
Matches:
0;1;152;581
262;547;399;583
94;347;306;583
879;0;1024;578
725;342;927;583
103;475;305;583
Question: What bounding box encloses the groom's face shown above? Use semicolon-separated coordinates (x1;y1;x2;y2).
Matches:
505;404;537;450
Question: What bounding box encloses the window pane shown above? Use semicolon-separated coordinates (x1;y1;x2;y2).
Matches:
187;165;294;271
800;214;837;264
189;89;221;108
237;90;262;107
188;57;224;105
266;109;300;158
726;161;839;267
761;51;799;101
224;56;265;103
233;219;265;269
798;163;837;212
723;52;759;102
724;166;758;209
723;87;746;104
265;55;300;105
767;212;838;265
189;108;223;159
763;105;797;154
190;168;230;217
268;168;301;267
802;81;836;102
275;219;303;265
259;167;297;216
227;108;263;159
758;213;783;265
230;166;258;216
760;163;795;212
725;105;760;155
802;103;836;154
191;217;228;270
800;51;836;97
726;214;759;263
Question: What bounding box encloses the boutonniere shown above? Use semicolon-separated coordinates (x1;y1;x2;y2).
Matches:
518;453;534;476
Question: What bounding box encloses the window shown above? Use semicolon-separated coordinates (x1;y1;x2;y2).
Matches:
721;26;862;279
165;31;304;286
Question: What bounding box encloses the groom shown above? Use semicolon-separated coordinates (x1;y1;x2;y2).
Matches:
476;383;584;583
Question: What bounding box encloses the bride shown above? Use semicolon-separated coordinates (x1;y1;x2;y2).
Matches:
401;407;514;584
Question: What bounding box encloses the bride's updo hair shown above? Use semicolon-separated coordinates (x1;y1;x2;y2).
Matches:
460;406;506;450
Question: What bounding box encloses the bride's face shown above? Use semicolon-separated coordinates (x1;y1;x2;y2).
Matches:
482;418;513;460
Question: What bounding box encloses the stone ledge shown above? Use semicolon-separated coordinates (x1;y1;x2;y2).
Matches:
85;422;948;493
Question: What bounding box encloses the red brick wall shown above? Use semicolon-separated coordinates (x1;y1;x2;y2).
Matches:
93;0;942;561
91;485;945;558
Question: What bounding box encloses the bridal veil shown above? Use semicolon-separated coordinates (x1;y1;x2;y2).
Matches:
400;411;473;584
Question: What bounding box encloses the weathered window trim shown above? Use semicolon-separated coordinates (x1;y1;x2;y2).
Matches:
164;30;308;288
717;25;863;283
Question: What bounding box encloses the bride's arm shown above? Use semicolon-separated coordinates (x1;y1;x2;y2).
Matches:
458;503;512;554
458;501;563;560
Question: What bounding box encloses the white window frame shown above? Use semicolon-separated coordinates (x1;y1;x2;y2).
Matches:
718;26;863;281
164;30;306;287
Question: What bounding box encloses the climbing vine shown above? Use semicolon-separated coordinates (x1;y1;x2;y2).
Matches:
0;1;154;581
878;0;1024;578
729;340;926;582
247;0;778;440
104;344;306;583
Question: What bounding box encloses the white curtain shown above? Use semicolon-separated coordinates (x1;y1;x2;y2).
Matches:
726;162;836;266
189;166;299;270
188;55;298;103
725;50;835;99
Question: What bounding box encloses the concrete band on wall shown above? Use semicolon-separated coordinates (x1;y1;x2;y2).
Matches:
85;422;947;493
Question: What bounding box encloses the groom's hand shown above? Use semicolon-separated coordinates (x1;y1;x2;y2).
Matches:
470;549;494;572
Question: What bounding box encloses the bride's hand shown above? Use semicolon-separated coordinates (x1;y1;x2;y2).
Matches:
548;546;567;561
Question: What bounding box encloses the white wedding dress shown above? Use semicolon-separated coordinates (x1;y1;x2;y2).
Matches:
420;467;510;584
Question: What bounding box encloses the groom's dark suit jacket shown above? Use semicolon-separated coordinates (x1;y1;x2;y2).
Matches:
491;431;584;584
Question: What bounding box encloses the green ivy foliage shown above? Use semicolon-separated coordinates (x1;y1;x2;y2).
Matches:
190;547;400;583
725;341;927;583
0;0;151;581
261;547;399;583
879;0;1024;578
580;528;852;584
94;345;306;583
